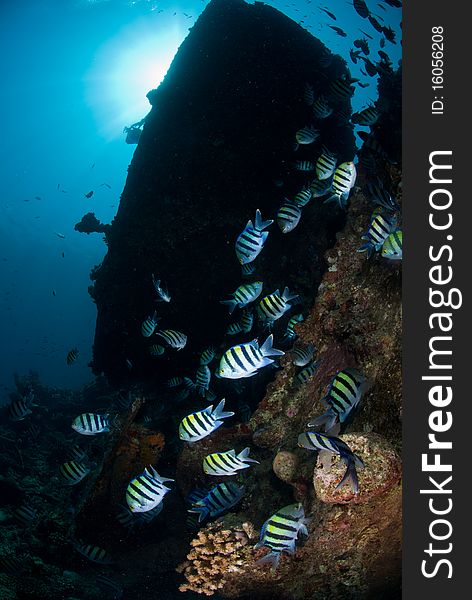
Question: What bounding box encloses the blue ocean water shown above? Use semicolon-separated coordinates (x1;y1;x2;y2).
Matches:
0;0;401;395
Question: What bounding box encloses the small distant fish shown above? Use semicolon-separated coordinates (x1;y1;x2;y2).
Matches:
293;160;315;172
277;203;302;233
73;540;113;564
258;287;299;329
350;49;362;64
55;232;66;239
188;482;245;521
354;38;370;55
99;183;112;189
303;82;314;105
283;314;304;342
310;177;333;199
358;82;370;88
52;290;56;297
382;25;396;43
71;413;110;436
220;282;263;314
329;76;356;100
141;310;160;337
240;309;254;333
84;191;94;199
381;230;403;260
359;56;378;77
316;150;337;180
296;359;321;385
167;376;183;388
384;0;402;7
353;0;370;19
291;343;316;367
241;262;256;277
218;335;284;379
308;368;367;431
227;321;243;335
149;344;165;356
368;14;384;33
196;365;211;396
352;105;380;126
200;346;216;365
358;28;374;40
255;503;309;572
295;125;319;145
358;213;396;258
96;574;123;599
69;444;87;462
329;25;347;37
152;275;171;302
155;329;187;350
292;188;312;207
126;358;133;371
13;504;37;526
126;466;173;513
179;399;234;442
297;431;364;493
59;460;91;485
312;95;332;119
66;348;79;365
203;447;259;476
380;36;386;48
319;7;336;20
235;209;273;265
8;391;35;421
326;162;357;208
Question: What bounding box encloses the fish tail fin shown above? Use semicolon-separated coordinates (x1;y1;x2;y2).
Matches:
254;209;274;231
255;551;281;572
188;504;209;523
212;398;234;420
220;299;237;314
323;194;338;205
238;447;259;464
357;242;374;258
281;286;299;302
336;460;360;493
307;410;337;432
260;334;285;357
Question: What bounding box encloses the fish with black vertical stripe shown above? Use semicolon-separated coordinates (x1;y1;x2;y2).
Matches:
179;399;234;442
203;447;259;476
71;413;110;435
126;465;173;513
235;209;273;265
217;335;284;379
188;481;245;521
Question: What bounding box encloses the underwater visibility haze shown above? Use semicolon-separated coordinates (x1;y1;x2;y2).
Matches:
0;0;403;598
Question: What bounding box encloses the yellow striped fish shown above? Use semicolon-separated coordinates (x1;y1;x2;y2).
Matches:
203;447;259;476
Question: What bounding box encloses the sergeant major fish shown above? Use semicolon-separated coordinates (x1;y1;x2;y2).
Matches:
235;209;273;265
291;343;316;367
71;413;110;435
179;399;234;442
220;282;263;314
326;162;357;208
66;348;79;365
298;431;364;493
258;287;299;329
155;329;187;350
203;447;259;476
59;460;91;485
316;150;337;180
382;230;403;260
295;359;321;385
8;390;35;421
126;466;173;513
141;310;159;337
195;365;211;396
255;503;310;572
188;481;245;521
358;213;396;258
277;203;302;233
218;335;284;379
295;125;319;145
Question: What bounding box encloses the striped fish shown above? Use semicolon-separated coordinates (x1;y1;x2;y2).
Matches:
227;321;243;335
381;230;403;260
277;203;302;234
366;180;399;210
358;213;396;258
155;329;187;350
179;398;234;442
353;0;370;18
316;151;337;180
329;76;356;100
220;281;263;314
149;344;165;356
257;287;299;328
292;187;312;207
8;391;34;421
141;310;159;337
66;348;79;365
13;504;37;526
295;359;321;385
195;365;211;396
303;82;314;105
310;176;333;198
291;343;316;367
254;503;309;572
188;482;245;522
126;466;173;513
71;413;110;435
241;262;256;277
73;540;114;564
200;347;216;366
326;162;357;208
308;368;367;431
69;444;87;462
203;447;259;476
295;125;319;145
297;431;364;493
218;335;284;379
183;376;197;390
293;160;315;172
240;310;254;333
352;105;380;126
282;314;304;342
312;95;332;119
59;460;91;485
167;376;183;387
235;209;273;265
